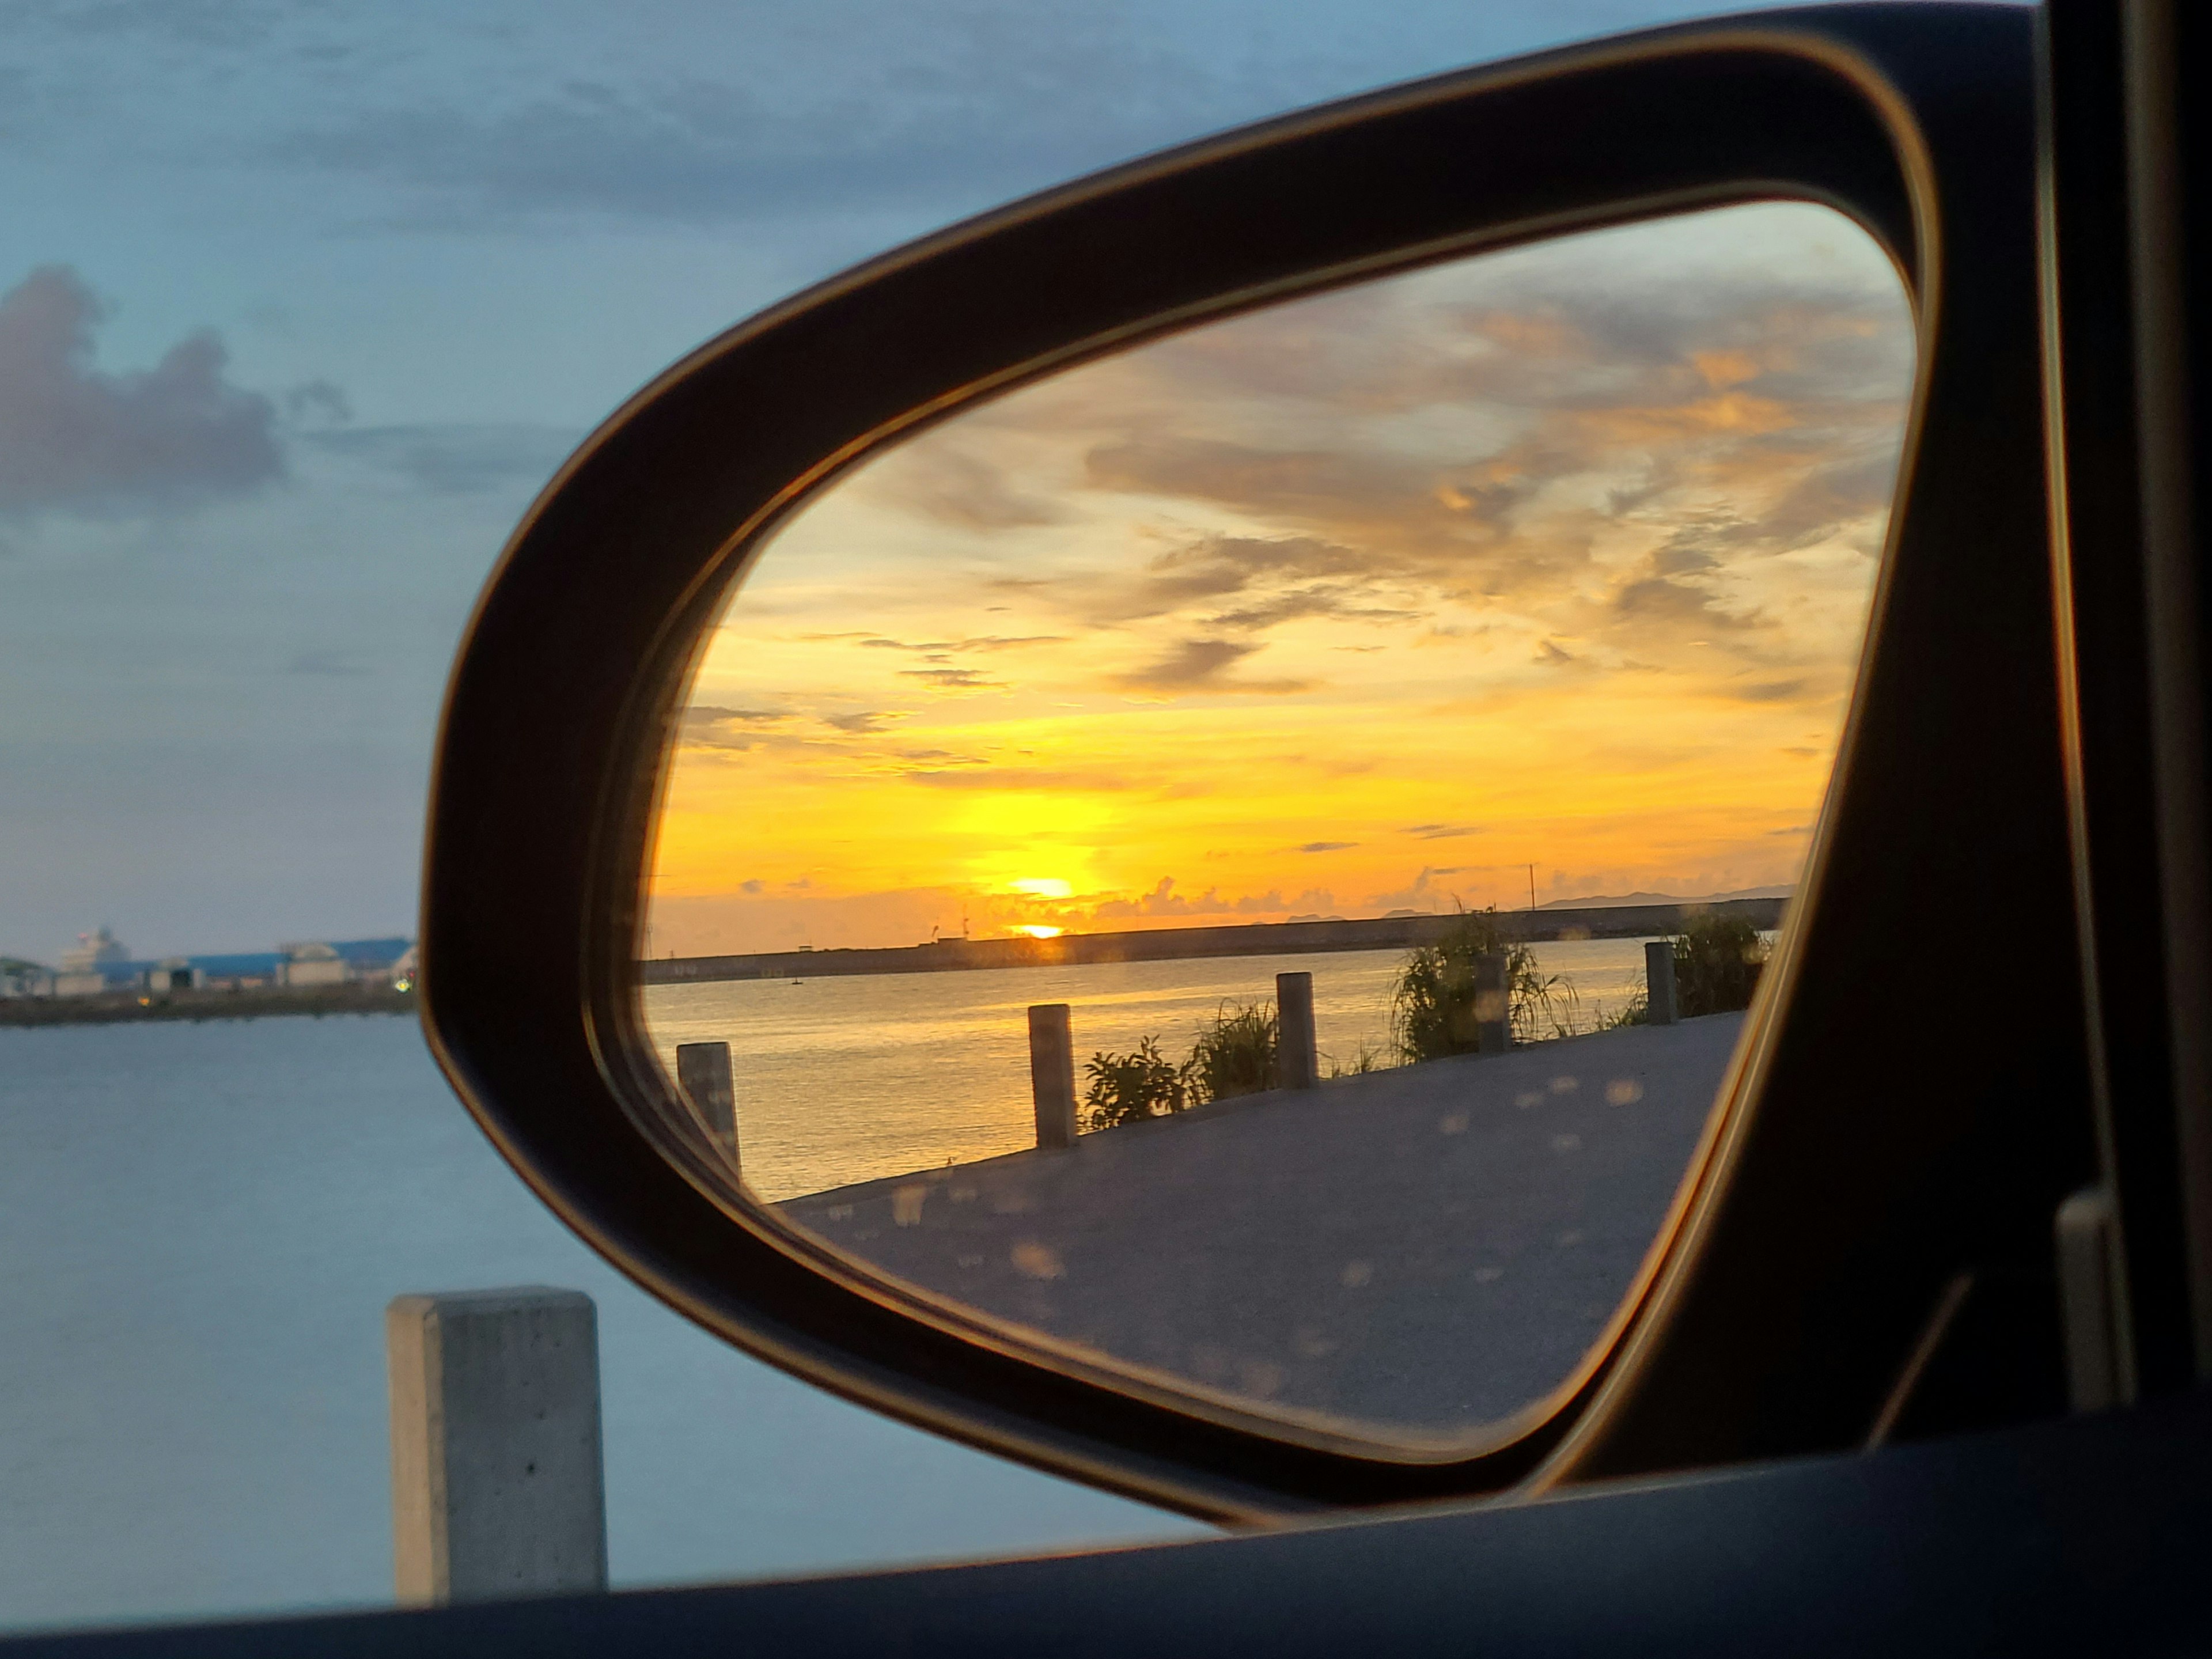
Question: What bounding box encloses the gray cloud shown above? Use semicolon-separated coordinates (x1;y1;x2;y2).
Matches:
304;422;579;495
1609;566;1740;629
0;0;1795;232
1751;450;1907;549
898;666;1006;690
1108;637;1308;695
687;704;788;724
263;20;1263;234
681;704;792;748
284;649;370;677
1046;259;1913;686
1074;532;1394;628
862;632;1065;662
283;380;352;426
894;448;1067;531
1091;875;1335;919
1727;678;1811;703
1089;448;1421;546
287;91;991;228
1206;587;1423;631
0;265;281;514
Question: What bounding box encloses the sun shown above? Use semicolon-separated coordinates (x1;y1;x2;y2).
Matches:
1012;924;1066;940
1009;878;1073;900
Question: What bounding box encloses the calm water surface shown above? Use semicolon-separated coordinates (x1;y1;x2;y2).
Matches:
644;939;1660;1200
0;1017;1196;1636
1;938;1684;1631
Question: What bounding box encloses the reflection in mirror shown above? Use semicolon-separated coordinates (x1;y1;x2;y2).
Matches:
640;201;1913;1443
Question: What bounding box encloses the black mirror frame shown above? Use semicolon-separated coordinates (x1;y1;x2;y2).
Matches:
421;1;2094;1518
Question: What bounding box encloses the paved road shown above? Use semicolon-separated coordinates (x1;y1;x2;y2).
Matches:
786;1014;1742;1439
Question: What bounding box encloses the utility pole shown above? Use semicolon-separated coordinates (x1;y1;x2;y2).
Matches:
1528;863;1537;912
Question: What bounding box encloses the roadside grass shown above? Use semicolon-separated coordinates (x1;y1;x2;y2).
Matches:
1673;912;1768;1016
1082;999;1280;1132
1082;912;1752;1131
1185;999;1278;1104
1389;907;1581;1062
1605;913;1770;1027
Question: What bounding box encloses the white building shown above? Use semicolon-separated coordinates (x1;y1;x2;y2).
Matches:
278;937;413;986
54;927;143;997
279;941;349;987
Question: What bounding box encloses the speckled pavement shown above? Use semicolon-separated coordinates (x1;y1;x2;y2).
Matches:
785;1013;1744;1437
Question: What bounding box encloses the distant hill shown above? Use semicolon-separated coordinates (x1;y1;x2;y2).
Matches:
1538;886;1794;911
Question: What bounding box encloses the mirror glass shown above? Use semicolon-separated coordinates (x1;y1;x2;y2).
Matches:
639;200;1914;1444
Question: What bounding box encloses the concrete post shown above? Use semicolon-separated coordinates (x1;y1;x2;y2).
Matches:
1029;1003;1077;1149
2056;1185;2127;1411
676;1041;739;1168
387;1287;607;1605
1644;941;1679;1026
1473;952;1510;1054
1277;971;1319;1089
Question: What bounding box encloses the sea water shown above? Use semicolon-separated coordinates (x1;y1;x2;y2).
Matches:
643;938;1661;1200
0;935;1667;1633
0;1016;1199;1635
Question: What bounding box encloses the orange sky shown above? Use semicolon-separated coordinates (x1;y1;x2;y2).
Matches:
646;201;1914;957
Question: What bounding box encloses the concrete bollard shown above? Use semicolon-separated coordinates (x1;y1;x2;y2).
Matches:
1473;952;1510;1054
387;1287;607;1605
676;1041;739;1169
1644;941;1679;1026
1277;971;1319;1089
2056;1185;2124;1411
1029;1003;1077;1150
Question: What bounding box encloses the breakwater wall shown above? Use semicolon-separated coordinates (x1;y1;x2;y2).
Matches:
641;897;1787;986
0;983;415;1028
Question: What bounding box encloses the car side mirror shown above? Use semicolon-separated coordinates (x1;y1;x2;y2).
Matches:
420;4;2094;1517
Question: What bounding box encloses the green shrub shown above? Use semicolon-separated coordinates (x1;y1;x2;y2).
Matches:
1082;1035;1189;1131
1186;1000;1279;1103
1082;999;1282;1132
1389;908;1560;1062
1673;913;1768;1016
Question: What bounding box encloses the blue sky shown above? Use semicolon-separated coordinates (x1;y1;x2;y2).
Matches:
0;0;1859;960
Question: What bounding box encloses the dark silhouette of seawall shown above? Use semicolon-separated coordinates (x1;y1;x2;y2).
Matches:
640;897;1787;986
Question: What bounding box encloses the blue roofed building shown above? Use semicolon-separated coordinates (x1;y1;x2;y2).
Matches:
158;952;287;991
40;930;414;995
278;937;414;987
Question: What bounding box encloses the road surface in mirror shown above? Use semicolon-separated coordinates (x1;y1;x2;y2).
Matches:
641;200;1914;1442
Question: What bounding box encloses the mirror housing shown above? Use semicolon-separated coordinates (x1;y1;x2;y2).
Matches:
421;3;2088;1517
